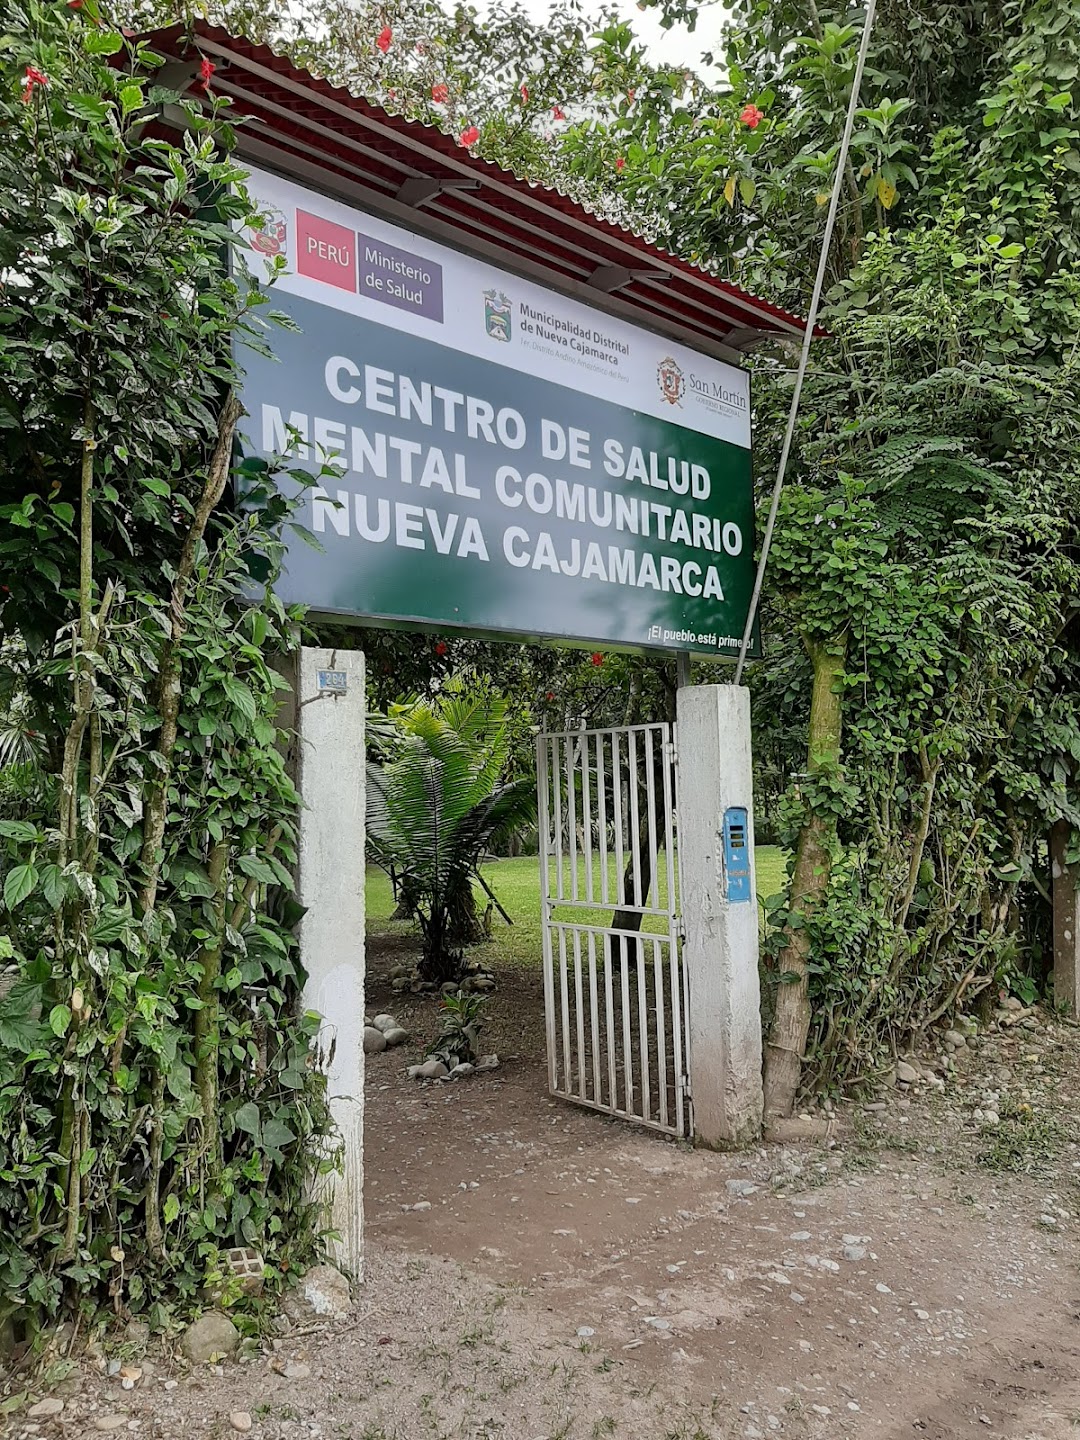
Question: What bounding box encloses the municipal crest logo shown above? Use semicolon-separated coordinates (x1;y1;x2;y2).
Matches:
484;289;512;342
657;356;685;406
250;208;288;259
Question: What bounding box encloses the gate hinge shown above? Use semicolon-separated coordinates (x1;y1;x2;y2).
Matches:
680;1073;691;1100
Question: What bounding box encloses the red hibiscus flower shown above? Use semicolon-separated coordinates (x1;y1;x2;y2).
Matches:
435;640;448;656
590;652;604;667
376;24;392;53
552;103;566;121
458;124;480;147
197;57;215;89
740;102;764;129
615;156;626;171
431;82;449;103
21;65;48;103
520;82;529;102
545;691;556;702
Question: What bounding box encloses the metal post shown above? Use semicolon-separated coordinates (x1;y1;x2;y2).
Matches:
733;0;879;685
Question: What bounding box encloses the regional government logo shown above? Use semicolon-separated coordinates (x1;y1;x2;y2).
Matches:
250;208;288;259
484;289;512;342
657;356;685;406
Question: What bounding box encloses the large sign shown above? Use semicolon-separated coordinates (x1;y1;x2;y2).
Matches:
239;166;758;657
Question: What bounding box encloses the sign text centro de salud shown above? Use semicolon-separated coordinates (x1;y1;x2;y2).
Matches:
240;166;759;658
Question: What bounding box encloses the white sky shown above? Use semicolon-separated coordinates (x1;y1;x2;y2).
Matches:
473;0;728;79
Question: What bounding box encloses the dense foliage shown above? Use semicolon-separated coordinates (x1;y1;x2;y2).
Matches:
236;0;1080;1106
367;684;536;980
0;0;336;1335
25;0;1078;1178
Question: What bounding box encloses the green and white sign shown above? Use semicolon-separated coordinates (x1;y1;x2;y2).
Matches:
239;166;758;657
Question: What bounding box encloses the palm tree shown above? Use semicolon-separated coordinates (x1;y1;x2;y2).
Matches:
366;684;535;982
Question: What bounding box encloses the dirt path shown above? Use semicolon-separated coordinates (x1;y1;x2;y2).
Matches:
10;954;1080;1440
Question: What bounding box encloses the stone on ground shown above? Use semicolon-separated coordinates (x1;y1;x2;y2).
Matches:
298;1263;353;1319
363;1025;388;1054
29;1398;64;1418
230;1413;253;1433
180;1312;239;1364
383;1027;410;1047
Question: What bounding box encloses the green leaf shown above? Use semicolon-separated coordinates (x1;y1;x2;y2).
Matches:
237;855;277;884
4;864;38;910
39;865;68;910
998;242;1025;259
163;1194;180;1226
233;1102;261;1137
31;555;61;586
141;477;172;497
0;821;40;843
83;28;125;54
739;176;756;205
49;1004;72;1038
67;94;110;122
119;83;144;114
0;980;45;1053
260;1117;296;1150
223;678;257;722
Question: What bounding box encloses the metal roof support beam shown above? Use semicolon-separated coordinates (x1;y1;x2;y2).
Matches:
396;176;481;208
588;264;669;294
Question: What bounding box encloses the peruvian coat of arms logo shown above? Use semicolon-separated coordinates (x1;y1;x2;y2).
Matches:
250;208;288;260
484;289;512;342
656;356;685;406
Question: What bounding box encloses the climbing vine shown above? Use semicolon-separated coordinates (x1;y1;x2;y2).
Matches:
0;0;336;1335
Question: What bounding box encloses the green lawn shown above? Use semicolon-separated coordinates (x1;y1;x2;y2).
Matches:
367;846;787;971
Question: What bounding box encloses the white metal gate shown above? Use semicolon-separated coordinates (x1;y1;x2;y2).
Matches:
536;723;692;1138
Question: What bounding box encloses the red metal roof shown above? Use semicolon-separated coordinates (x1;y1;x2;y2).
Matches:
144;23;816;360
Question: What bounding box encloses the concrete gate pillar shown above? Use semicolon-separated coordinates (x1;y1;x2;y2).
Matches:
295;647;366;1276
676;683;763;1147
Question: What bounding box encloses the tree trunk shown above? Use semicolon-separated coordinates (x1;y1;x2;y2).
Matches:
447;871;488;945
193;838;229;1180
138;393;241;916
608;822;653;968
762;634;848;1120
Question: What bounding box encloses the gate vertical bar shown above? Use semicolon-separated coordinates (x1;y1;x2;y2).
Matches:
587;930;601;1103
558;926;571;1096
596;732;609;906
572;928;586;1098
537;735;558;1096
566;730;580;902
652;937;669;1129
664;728;688;1135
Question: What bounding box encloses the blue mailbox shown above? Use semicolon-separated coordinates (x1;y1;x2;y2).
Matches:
722;807;752;903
